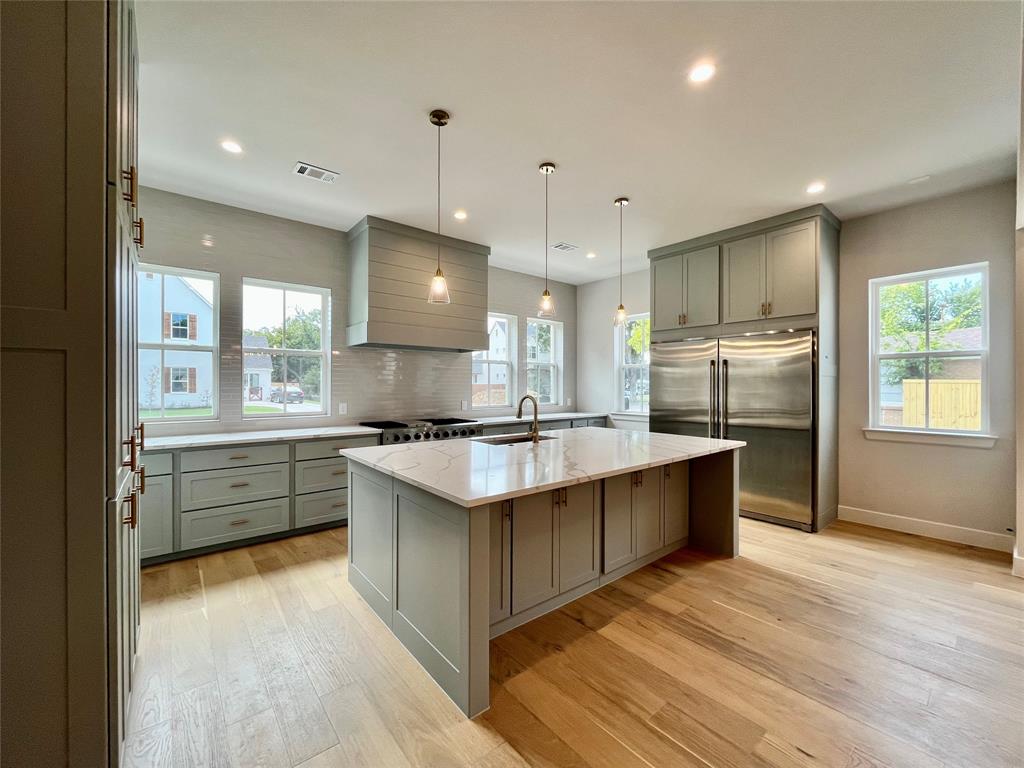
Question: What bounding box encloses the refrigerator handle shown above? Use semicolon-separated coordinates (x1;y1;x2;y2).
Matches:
721;358;729;439
708;359;716;438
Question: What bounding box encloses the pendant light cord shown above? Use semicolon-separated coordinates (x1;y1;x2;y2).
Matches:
619;202;623;305
436;123;442;270
544;171;549;291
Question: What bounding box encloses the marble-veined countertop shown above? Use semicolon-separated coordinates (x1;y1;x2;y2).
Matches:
342;427;745;507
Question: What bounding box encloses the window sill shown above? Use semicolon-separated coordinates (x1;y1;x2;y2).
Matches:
862;427;996;449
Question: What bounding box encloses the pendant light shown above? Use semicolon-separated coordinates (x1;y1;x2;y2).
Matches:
613;197;629;326
427;109;452;304
537;161;556;317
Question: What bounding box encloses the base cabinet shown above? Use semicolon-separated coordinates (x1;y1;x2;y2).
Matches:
558;483;601;592
139;473;173;558
663;461;690;544
603;474;636;572
489;501;512;623
510;491;559;614
634;468;664;558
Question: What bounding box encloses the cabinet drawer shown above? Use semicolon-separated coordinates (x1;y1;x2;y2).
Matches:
295;435;379;461
296;457;349;494
140;452;172;477
180;498;290;551
295;489;347;527
587;417;606;427
180;464;289;511
180;444;289;473
543;420;573;431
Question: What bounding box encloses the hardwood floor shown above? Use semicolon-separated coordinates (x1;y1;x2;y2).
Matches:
125;520;1024;768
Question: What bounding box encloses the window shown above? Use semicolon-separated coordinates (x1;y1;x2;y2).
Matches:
526;318;563;405
137;265;219;421
242;278;330;417
472;313;516;407
617;313;651;413
869;263;988;433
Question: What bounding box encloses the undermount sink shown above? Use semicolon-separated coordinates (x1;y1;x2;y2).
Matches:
478;433;556;446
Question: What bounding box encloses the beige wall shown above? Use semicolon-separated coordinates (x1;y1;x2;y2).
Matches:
139;187;578;436
576;268;650;428
839;180;1017;542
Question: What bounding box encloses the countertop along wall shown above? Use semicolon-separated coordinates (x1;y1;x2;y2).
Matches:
838;180;1017;549
577;268;650;429
138;187;578;435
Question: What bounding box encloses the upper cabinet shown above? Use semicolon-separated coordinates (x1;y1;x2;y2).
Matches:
652;245;719;331
346;216;489;352
649;206;837;337
765;220;817;319
722;235;766;323
724;220;816;322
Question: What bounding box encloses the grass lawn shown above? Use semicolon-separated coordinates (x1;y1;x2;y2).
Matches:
140;408;214;419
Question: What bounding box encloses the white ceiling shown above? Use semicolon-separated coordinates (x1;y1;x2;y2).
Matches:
136;1;1020;285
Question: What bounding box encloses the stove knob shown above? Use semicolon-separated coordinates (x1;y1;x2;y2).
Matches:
469;429;476;436
433;431;442;439
402;434;411;441
459;429;468;436
391;434;401;443
442;430;450;438
413;433;422;440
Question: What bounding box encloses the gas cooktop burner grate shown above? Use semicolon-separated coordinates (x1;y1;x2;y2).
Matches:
358;420;409;429
421;417;477;426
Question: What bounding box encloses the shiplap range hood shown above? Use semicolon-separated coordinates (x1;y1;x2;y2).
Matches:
345;216;489;352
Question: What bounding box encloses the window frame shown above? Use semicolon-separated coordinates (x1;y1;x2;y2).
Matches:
169;312;189;340
241;277;332;419
138;263;220;422
868;262;989;435
615;312;651;415
525;317;563;406
471;312;517;409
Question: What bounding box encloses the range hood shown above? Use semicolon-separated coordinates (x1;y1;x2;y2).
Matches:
345;216;489;352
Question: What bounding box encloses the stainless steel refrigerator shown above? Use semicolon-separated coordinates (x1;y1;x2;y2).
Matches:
651;330;819;530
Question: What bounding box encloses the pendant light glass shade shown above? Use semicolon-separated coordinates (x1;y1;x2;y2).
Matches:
426;109;452;304
537;162;556;317
428;266;451;304
613;197;629;325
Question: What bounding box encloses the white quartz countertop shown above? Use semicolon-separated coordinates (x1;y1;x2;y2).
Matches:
342;427;745;507
144;425;382;451
470;411;606;426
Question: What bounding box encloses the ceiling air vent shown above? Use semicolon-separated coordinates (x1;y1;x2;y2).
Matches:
550;241;577;252
293;162;338;184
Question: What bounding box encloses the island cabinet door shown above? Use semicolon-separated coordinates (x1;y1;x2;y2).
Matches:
559;482;600;592
603;474;636;573
663;461;690;545
489;501;512;624
635;468;664;558
511;491;559;614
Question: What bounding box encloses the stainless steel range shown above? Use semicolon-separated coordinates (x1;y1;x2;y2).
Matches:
359;417;480;444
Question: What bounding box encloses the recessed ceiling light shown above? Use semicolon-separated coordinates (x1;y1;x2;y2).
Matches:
806;180;826;195
586;252;597;260
453;209;468;221
907;175;932;185
220;139;243;154
688;62;716;84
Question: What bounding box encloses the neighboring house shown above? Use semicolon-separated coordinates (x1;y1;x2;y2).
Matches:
243;335;274;401
471;318;511;404
138;271;215;411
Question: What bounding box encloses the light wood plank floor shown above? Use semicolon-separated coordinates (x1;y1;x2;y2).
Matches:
125;520;1024;768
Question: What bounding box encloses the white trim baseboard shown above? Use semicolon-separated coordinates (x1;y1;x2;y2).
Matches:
838;505;1014;553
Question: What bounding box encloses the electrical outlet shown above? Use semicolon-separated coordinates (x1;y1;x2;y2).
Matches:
567;397;572;407
461;400;468;411
338;402;348;415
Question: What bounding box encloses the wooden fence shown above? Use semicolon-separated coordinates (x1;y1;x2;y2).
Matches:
900;379;981;430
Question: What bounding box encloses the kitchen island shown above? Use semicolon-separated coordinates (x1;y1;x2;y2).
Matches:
341;427;745;717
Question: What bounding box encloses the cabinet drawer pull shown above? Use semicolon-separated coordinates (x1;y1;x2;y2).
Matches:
682;313;687;324
229;481;250;488
122;434;137;470
760;302;766;317
331;502;346;509
135;422;145;451
228;454;249;460
135;465;146;495
133;217;145;247
229;519;250;527
331;470;346;476
121;491;138;529
766;301;772;316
